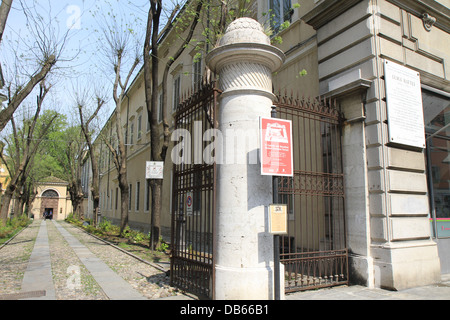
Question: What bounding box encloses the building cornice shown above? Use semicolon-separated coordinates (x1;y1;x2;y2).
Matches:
302;0;450;33
301;0;362;30
386;0;450;33
37;176;69;186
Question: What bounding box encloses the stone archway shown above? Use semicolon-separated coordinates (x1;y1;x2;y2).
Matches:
40;189;59;220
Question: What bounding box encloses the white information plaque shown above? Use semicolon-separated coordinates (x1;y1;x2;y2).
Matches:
384;60;425;149
146;161;164;179
269;204;287;235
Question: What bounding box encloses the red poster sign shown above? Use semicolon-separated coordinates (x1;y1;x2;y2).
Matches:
260;117;293;176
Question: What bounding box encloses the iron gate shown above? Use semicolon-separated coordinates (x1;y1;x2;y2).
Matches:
170;82;219;299
274;93;348;292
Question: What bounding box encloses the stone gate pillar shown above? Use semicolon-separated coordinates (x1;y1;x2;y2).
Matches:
206;18;285;299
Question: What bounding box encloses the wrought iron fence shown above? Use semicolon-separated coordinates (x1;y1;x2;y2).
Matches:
274;92;348;292
170;82;219;299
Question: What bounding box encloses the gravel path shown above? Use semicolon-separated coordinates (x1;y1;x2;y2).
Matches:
0;221;39;296
0;220;186;300
46;220;107;300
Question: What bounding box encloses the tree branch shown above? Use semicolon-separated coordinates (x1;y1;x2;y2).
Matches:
0;55;56;132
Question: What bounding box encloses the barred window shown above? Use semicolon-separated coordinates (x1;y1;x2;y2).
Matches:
42;190;58;198
269;0;293;33
173;75;181;111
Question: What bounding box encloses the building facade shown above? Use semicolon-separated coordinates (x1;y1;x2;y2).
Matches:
301;0;449;289
30;176;73;221
86;0;449;296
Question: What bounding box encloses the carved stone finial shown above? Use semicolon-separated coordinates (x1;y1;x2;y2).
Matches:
206;18;285;97
219;17;270;46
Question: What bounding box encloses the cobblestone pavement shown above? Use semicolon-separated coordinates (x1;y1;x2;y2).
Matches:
0;220;190;300
0;220;39;297
2;220;449;301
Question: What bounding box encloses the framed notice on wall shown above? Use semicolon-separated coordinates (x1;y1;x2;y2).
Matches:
269;204;287;235
260;117;294;176
384;60;426;149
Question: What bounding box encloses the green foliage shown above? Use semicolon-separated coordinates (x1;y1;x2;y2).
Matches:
0;215;31;242
98;217;112;232
297;69;308;78
280;21;291;31
272;35;283;44
2;110;70;218
261;1;301;44
193;52;202;64
65;213;82;226
123;226;146;243
68;215;150;246
85;224;99;235
118;242;131;249
130;230;144;243
156;236;169;252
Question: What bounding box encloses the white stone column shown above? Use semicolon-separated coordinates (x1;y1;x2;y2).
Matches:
206;18;285;300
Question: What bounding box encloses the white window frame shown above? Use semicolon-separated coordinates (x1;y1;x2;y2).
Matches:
137;113;142;140
129;121;134;145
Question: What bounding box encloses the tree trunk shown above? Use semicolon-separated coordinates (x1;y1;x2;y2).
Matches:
78;99;103;227
0;185;14;223
77;201;84;220
25;188;36;219
92;193;99;225
144;0;162;250
90;172;100;226
14;171;28;218
150;179;162;248
0;0;12;45
15;193;24;217
118;173;129;235
70;191;84;220
143;0;203;249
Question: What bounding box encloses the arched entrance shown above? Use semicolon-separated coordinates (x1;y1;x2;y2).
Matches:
40;189;59;220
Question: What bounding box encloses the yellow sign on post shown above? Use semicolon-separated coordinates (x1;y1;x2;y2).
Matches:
269;204;287;234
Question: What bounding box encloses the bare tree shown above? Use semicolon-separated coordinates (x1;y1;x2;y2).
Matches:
144;0;163;250
0;56;56;132
66;136;85;220
143;0;203;249
77;92;105;227
54;124;86;219
0;0;74;132
98;10;142;236
0;82;57;224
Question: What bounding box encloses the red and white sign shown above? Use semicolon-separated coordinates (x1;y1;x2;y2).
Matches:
260;117;293;176
186;192;193;215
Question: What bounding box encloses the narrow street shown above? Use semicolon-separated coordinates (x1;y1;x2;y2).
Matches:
1;220;450;302
0;220;190;300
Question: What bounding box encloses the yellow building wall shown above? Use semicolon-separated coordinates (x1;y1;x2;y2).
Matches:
31;183;72;221
95;0;323;239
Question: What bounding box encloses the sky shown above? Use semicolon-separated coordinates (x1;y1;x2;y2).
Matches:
0;0;179;127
